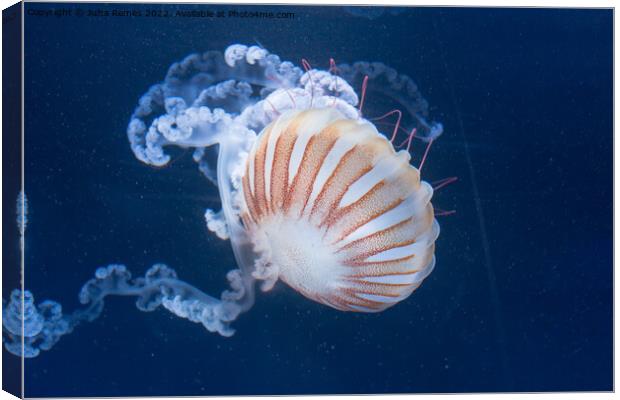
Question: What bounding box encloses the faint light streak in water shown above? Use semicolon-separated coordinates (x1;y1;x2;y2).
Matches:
432;14;513;390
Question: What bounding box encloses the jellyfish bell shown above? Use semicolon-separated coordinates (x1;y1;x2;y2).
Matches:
241;107;439;312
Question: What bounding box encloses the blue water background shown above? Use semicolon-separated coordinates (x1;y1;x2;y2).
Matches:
7;4;613;396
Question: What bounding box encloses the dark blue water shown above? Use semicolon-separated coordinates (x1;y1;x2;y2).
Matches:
5;4;613;396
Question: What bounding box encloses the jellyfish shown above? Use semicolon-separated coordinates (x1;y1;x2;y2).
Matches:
128;43;444;312
4;43;444;357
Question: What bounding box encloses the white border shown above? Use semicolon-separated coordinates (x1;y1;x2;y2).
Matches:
0;1;615;400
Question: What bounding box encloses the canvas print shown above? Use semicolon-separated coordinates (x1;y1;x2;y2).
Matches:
2;2;613;397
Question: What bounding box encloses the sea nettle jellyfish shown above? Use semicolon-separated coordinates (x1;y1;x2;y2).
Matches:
3;43;445;357
127;43;444;314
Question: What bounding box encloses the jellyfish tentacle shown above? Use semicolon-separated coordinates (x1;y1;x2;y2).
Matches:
3;291;59;358
193;147;218;185
223;44;303;89
214;132;260;311
2;263;246;357
129;104;237;167
252;256;279;292
204;208;230;240
336;61;443;141
127;44;308;172
299;69;360;112
16;191;28;236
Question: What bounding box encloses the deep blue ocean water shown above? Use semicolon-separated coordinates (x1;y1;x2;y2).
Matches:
2;4;612;396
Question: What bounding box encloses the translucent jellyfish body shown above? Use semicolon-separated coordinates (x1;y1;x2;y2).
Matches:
3;43;444;358
128;43;443;315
